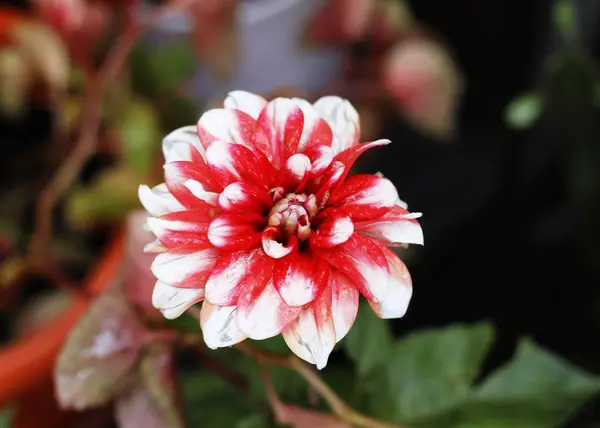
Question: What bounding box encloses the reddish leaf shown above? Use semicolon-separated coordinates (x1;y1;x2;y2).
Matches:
115;343;184;428
54;287;145;410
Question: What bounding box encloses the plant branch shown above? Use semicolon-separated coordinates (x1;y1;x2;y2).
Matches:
27;3;175;265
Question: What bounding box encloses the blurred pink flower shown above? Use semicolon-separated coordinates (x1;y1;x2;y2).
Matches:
383;38;464;139
305;0;376;46
139;91;423;369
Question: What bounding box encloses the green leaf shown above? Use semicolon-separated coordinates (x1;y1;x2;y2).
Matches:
129;42;195;95
116;97;162;174
553;0;577;42
180;369;257;428
0;406;13;428
505;93;543;130
344;303;393;376
234;414;274;428
377;322;494;423
454;339;600;428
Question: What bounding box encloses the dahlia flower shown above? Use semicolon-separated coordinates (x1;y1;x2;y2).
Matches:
139;91;423;369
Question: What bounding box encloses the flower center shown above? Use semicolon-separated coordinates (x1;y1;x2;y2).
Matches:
267;189;318;242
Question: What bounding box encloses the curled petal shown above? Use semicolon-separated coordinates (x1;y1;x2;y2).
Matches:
219;182;272;214
329;174;398;220
164;160;221;205
355;205;424;245
151;247;218;287
162;125;205;162
237;280;301;340
205;248;271;306
313;96;359;154
138;183;184;217
304;145;334;177
278;153;312;193
310;208;354;248
208;214;264;250
283;285;335;370
330;270;359;342
369;243;412;319
262;227;297;259
197;108;269;157
311;161;346;206
200;302;247;349
315;233;389;303
224;90;267;119
146;209;215;248
205;141;276;190
152;281;204;320
273;252;329;307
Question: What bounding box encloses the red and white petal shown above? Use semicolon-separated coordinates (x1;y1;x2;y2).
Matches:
183;180;219;206
162;125;205;162
304;145;334;177
164;160;222;204
197;108;257;149
369;244;412;319
313;96;359;154
334;139;391;181
310;208;354;248
138;183;184;217
205;248;271;306
205;141;276;190
310;161;346;206
152;280;204;320
330;270;359;342
200;302;247;349
291;98;334;152
224;90;267;119
273;252;329;307
282;286;335;369
150;247;218;287
237;280;301;340
207;214;263;250
277;153;312;193
262;227;297;259
315;233;389;303
146;209;214;248
355;205;424;245
328;174;398;220
218;182;272;214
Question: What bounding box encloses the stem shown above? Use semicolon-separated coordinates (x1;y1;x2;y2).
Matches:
27;4;174;265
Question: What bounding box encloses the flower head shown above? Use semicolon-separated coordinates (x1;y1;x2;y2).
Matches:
139;91;423;369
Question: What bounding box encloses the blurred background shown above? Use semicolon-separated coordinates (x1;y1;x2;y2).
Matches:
0;0;600;427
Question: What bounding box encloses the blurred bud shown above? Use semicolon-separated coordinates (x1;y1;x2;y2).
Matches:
32;0;86;36
305;0;376;46
383;37;464;140
0;48;34;117
10;21;69;94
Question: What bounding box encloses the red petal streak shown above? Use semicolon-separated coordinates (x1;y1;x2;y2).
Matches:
218;182;272;214
237;279;301;340
273;252;330;307
354;205;424;245
282;284;335;369
311;161;346;206
257;98;304;167
315;233;389;303
262;226;298;259
164;160;222;206
197;108;271;159
207;214;264;250
206;141;276;190
328;174;398;220
147;209;215;248
330;270;359;342
309;208;354;248
333;139;390;182
151;246;218;288
205;248;268;306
